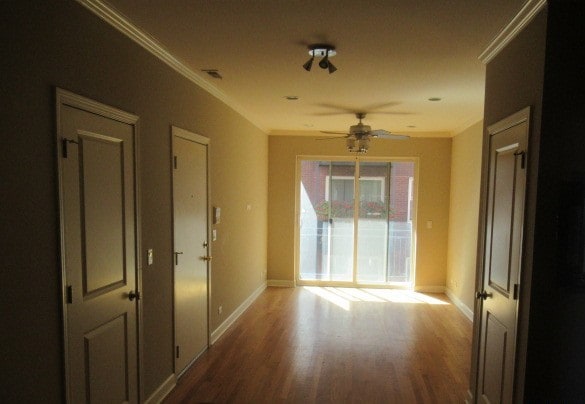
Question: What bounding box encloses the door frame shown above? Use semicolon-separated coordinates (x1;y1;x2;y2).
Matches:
470;106;531;402
294;155;419;289
170;126;211;375
55;88;143;402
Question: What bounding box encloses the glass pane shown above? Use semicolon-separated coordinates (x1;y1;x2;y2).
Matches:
299;160;354;281
329;162;354;281
357;161;414;284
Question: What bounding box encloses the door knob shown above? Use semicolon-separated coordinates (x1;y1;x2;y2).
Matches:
201;256;213;262
475;290;493;300
128;290;141;301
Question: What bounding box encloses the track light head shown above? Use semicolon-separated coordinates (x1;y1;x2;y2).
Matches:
319;53;329;69
303;56;314;71
328;61;337;74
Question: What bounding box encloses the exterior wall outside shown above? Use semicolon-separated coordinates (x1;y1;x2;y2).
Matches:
0;1;268;401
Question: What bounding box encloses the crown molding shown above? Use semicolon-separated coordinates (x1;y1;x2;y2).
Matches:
75;0;267;133
479;0;547;64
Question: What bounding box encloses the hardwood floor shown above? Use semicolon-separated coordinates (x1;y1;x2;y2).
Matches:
164;286;472;403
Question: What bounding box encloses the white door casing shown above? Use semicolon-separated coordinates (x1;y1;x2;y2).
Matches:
172;126;210;376
477;107;530;403
56;89;141;403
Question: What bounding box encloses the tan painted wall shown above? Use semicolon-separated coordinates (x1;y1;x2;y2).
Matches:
446;121;483;313
209;123;268;328
268;135;451;290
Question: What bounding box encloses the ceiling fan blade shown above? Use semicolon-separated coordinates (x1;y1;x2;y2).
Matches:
370;129;409;140
311;111;354;116
312;110;412;116
378;134;410;140
363;101;401;111
368;111;414;116
316;136;347;140
320;130;350;135
314;103;358;113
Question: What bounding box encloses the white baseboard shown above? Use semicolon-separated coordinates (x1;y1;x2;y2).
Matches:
414;285;445;293
445;288;474;322
267;279;295;287
144;373;176;404
210;282;266;345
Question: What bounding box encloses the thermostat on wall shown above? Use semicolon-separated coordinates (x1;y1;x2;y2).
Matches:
213;207;221;224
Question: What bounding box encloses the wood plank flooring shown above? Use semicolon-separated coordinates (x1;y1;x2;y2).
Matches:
164;286;472;403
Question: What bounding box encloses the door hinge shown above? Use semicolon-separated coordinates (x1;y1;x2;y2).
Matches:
61;138;79;158
66;285;73;304
174;251;183;266
173;156;178;169
176;345;180;358
513;283;520;300
514;150;526;169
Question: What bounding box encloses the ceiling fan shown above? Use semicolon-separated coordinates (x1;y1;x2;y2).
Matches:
318;112;409;153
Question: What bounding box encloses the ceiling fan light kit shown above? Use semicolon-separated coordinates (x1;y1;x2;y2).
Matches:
303;44;337;74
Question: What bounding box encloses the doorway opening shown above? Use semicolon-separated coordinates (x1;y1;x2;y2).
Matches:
296;157;417;287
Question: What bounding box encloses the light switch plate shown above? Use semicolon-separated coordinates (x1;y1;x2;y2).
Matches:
212;229;217;241
147;249;154;265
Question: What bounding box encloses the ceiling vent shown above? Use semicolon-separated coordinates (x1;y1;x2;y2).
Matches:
202;69;222;79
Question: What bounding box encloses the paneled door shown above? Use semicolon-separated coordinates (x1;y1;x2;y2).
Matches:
57;89;140;403
477;107;529;402
172;127;210;376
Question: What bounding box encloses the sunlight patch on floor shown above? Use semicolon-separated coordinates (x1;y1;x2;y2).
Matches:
304;286;449;310
305;286;351;310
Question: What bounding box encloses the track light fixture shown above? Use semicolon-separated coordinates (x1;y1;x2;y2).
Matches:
302;55;314;71
303;44;337;74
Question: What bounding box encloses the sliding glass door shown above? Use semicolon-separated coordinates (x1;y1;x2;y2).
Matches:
298;158;416;287
299;160;355;281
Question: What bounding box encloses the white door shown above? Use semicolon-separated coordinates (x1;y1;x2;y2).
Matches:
477;107;529;403
172;127;210;375
57;89;140;403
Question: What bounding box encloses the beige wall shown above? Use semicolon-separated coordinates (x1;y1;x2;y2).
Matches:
268;135;452;290
446;121;483;314
209;123;268;329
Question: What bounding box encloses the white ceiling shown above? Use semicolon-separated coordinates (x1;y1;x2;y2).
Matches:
104;0;526;137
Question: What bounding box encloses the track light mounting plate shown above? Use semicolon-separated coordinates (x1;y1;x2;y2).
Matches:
308;44;336;58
